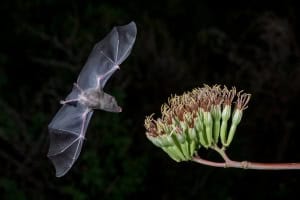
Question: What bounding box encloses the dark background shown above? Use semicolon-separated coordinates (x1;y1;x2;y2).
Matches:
0;0;300;199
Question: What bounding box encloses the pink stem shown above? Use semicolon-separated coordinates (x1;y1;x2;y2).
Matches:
192;156;300;170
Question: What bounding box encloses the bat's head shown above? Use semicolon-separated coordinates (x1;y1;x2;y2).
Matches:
100;92;122;113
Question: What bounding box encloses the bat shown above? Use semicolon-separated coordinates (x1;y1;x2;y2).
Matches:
47;21;137;177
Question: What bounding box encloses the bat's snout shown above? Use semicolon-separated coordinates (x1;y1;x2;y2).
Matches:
118;106;122;112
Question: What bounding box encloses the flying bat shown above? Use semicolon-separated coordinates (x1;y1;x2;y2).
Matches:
47;21;137;177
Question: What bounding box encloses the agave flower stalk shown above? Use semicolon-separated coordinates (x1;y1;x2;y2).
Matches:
145;85;243;160
144;84;300;170
193;145;300;170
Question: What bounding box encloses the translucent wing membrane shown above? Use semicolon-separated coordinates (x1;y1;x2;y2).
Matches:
47;21;137;177
77;22;137;90
47;104;93;177
48;137;84;177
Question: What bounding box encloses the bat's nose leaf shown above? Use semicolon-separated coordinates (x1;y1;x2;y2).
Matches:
48;138;83;177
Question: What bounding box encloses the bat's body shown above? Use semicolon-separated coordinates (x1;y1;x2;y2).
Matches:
47;22;137;177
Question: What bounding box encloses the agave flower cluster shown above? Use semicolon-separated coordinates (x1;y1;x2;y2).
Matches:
144;85;251;162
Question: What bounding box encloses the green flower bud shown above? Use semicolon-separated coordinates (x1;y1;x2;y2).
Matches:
175;132;190;159
221;105;231;121
211;105;222;120
211;105;221;143
199;130;209;148
144;85;251;161
162;146;181;162
220;105;231;146
188;127;197;141
188;128;197;156
225;124;237;147
159;134;173;147
232;109;243;125
225;109;243;146
203;111;213;146
146;134;163;147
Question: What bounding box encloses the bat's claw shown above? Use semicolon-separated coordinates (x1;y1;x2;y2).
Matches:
60;99;79;105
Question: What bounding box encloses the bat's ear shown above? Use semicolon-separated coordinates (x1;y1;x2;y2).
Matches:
100;92;122;113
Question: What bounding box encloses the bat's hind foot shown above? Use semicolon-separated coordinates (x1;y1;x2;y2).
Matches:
60;99;79;105
60;100;67;104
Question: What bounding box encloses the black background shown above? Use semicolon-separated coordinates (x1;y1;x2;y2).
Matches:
0;0;300;199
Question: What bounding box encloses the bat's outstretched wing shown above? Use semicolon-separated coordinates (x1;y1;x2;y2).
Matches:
48;21;137;177
47;104;93;177
76;21;137;90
